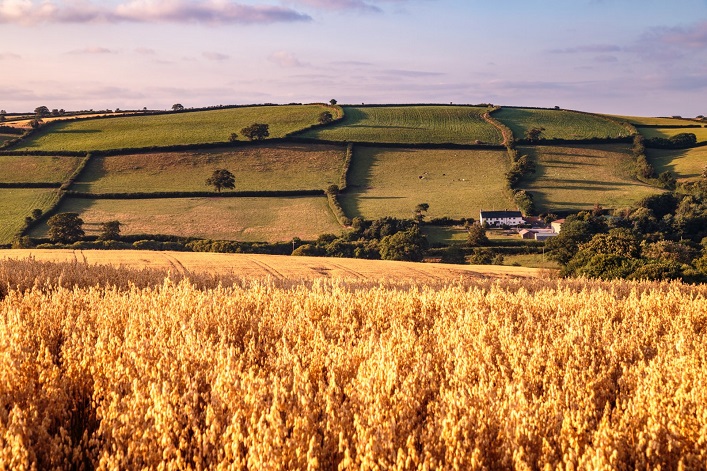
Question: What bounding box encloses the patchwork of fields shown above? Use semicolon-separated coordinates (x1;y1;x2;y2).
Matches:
299;106;503;144
31;196;341;242
13;105;331;152
522;144;662;212
340;147;511;220
494;108;631;140
72;144;346;193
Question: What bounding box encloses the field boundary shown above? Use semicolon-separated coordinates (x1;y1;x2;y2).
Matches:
65;189;326;199
0;182;62;188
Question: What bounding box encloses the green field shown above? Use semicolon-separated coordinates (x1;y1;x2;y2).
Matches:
299;106;503;144
340;147;511;220
13;105;329;152
72;144;346;193
0;189;61;244
637;126;707;143
522;144;662;212
646;147;707;181
494;108;631;141
33;196;342;242
0;155;84;183
608;115;705;127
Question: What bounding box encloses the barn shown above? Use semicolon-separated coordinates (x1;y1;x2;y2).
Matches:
479;210;524;227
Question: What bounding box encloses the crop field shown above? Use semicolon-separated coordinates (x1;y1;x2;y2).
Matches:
340;147;511;220
637;126;707;143
494;108;631;140
2;259;706;469
0;155;84;183
646;146;707;181
13;105;329;152
299;106;503;144
0;189;60;244
33;196;342;242
522;144;662;212
72;144;346;193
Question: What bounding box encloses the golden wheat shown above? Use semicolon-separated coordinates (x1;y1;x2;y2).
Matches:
1;259;706;469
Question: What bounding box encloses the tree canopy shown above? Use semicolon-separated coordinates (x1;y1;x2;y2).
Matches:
47;212;85;243
206;169;236;193
240;123;269;141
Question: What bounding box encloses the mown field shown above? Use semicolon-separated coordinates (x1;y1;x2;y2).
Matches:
13;105;330;152
0;155;84;183
646;146;707;181
299;106;503;144
340;147;511;220
1;258;705;469
494;108;631;140
31;196;342;242
0;189;60;244
72;144;346;193
522;144;662;212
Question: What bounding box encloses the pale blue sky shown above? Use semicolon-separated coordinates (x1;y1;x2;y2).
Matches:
1;0;706;116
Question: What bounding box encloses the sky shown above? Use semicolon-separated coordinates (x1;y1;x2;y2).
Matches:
1;0;706;116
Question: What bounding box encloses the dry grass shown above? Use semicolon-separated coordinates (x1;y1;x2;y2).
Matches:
31;196;342;242
0;257;705;469
0;155;84;183
646;146;707;182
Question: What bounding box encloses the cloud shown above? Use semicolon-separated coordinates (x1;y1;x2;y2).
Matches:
0;52;21;59
268;51;307;68
0;0;312;25
291;0;382;12
549;44;622;54
202;51;229;61
593;55;619;63
135;47;156;55
67;46;116;54
642;21;707;50
381;69;445;78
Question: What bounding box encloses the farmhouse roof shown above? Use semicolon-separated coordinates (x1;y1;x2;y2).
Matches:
480;210;523;218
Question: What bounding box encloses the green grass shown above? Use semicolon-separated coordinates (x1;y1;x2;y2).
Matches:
608;115;705;127
522;144;662;212
637;126;707;143
299;106;503;144
13;105;329;152
72;144;346;193
32;196;342;242
0;155;84;183
340;147;511;220
501;253;559;269
494;108;631;141
422;226;470;245
0;189;61;244
646;147;707;182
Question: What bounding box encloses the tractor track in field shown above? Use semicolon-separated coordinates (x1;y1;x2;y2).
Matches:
248;256;286;279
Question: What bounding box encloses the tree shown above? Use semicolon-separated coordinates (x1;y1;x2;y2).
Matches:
31;208;42;220
34;106;50;117
29;118;43;129
229;132;239;142
525;127;544;142
318;111;334;125
329;99;337;106
206;169;236;192
379;226;428;262
47;212;84;243
172;103;185;111
466;222;488;246
99;221;121;241
413;203;429;223
240;123;269;141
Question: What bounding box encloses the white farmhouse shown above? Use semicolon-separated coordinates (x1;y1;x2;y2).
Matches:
479;210;524;227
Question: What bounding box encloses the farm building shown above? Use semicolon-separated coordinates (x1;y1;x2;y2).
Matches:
551;219;565;233
480;210;524;227
519;228;558;241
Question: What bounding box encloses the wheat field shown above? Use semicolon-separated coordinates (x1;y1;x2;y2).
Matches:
1;257;706;469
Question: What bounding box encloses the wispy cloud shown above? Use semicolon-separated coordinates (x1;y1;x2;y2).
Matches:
0;0;312;25
67;46;116;54
0;52;21;59
291;0;382;13
642;21;707;50
549;44;622;54
202;51;229;61
135;47;156;55
268;51;308;68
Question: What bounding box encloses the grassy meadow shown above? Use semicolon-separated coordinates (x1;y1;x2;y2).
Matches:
646;146;707;181
609;114;705;126
72;144;346;193
0;155;84;183
13;105;329;152
299;106;503;144
340;147;511;220
494;108;631;140
32;196;342;242
522;144;662;212
0;189;60;244
637;126;707;143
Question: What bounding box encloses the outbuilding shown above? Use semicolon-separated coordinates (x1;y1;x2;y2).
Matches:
480;210;524;227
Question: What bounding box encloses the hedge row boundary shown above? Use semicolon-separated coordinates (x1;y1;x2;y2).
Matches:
65;189;326;199
0;182;62;188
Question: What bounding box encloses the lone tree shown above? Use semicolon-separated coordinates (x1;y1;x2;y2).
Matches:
318;111;334;125
466;222;489;246
229;132;239;142
413;203;429;222
34;106;50;118
329;99;337;106
525;127;545;142
240;123;269;141
172;103;185;111
206;169;236;192
47;212;84;243
99;220;121;240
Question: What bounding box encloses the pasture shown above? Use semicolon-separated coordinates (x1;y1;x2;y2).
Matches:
72;144;346;193
609;114;704;127
33;196;342;242
0;155;84;183
494;108;631;140
637;126;707;143
522;144;662;212
13;105;329;152
298;106;503;144
646;146;707;181
0;189;60;244
340;147;511;220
